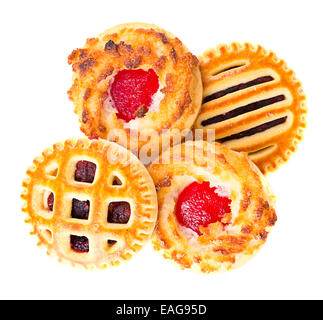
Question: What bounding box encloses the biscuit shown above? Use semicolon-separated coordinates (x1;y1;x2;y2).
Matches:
194;43;307;174
148;140;277;273
68;23;202;156
21;138;158;268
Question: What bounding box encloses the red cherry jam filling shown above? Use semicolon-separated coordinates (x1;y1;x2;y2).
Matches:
75;160;96;183
70;235;89;253
175;181;232;235
108;201;131;224
110;69;159;122
72;199;90;220
47;192;54;211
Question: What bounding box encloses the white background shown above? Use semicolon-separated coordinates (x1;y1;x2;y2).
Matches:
1;0;322;300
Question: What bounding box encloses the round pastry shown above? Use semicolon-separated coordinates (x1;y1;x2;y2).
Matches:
21;138;158;269
68;22;202;156
194;43;307;174
148;140;277;273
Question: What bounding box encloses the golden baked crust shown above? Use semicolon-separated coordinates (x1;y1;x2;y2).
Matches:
21;138;157;269
148;140;277;273
194;43;307;174
68;22;202;152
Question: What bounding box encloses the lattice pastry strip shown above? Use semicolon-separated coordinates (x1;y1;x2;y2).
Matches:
194;43;307;174
21;138;158;269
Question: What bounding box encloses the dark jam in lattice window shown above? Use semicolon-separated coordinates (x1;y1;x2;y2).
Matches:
112;176;122;186
71;198;90;220
108;202;131;224
70;235;89;252
47;192;54;211
108;240;117;246
74;161;96;183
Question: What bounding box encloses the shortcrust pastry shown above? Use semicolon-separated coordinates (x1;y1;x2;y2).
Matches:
21;138;158;268
194;43;307;174
148;141;277;273
68;22;202;154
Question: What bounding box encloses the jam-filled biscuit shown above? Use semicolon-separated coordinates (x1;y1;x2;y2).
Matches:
21;138;158;269
68;22;202;153
148;140;277;273
194;43;307;174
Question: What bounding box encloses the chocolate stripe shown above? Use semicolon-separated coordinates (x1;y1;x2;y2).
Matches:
212;64;245;76
201;94;285;127
203;76;274;104
217;116;288;143
248;145;274;156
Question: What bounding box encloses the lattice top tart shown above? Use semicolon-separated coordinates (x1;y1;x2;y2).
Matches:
68;22;202;154
148;140;277;273
194;43;307;174
21;138;158;269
